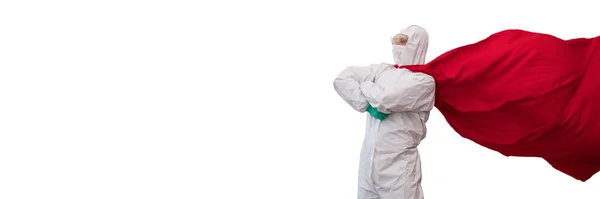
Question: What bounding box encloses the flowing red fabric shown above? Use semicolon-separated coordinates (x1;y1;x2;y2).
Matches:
397;29;600;181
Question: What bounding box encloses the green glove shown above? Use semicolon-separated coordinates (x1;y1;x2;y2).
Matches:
366;104;389;120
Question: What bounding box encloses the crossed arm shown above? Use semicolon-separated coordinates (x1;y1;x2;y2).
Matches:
333;64;435;119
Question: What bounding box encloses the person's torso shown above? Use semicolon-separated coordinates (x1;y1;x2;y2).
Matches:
371;65;430;146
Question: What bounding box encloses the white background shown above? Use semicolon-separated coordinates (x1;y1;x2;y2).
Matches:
1;0;599;198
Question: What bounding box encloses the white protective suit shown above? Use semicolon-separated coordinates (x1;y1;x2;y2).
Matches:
333;25;435;199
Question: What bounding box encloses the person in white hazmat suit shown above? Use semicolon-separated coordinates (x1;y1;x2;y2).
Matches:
333;25;435;199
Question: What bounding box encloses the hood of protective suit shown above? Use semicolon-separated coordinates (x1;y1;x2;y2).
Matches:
392;25;429;66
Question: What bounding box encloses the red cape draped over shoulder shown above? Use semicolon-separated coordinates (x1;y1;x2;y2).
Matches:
399;29;600;181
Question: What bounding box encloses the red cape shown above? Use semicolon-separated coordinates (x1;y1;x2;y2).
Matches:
399;29;600;181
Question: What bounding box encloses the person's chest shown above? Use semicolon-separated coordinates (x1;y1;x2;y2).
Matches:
374;67;410;86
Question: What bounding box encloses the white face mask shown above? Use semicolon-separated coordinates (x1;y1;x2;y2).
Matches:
392;44;415;66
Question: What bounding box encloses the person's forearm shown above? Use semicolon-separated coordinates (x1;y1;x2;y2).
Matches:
333;65;382;112
361;73;435;113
